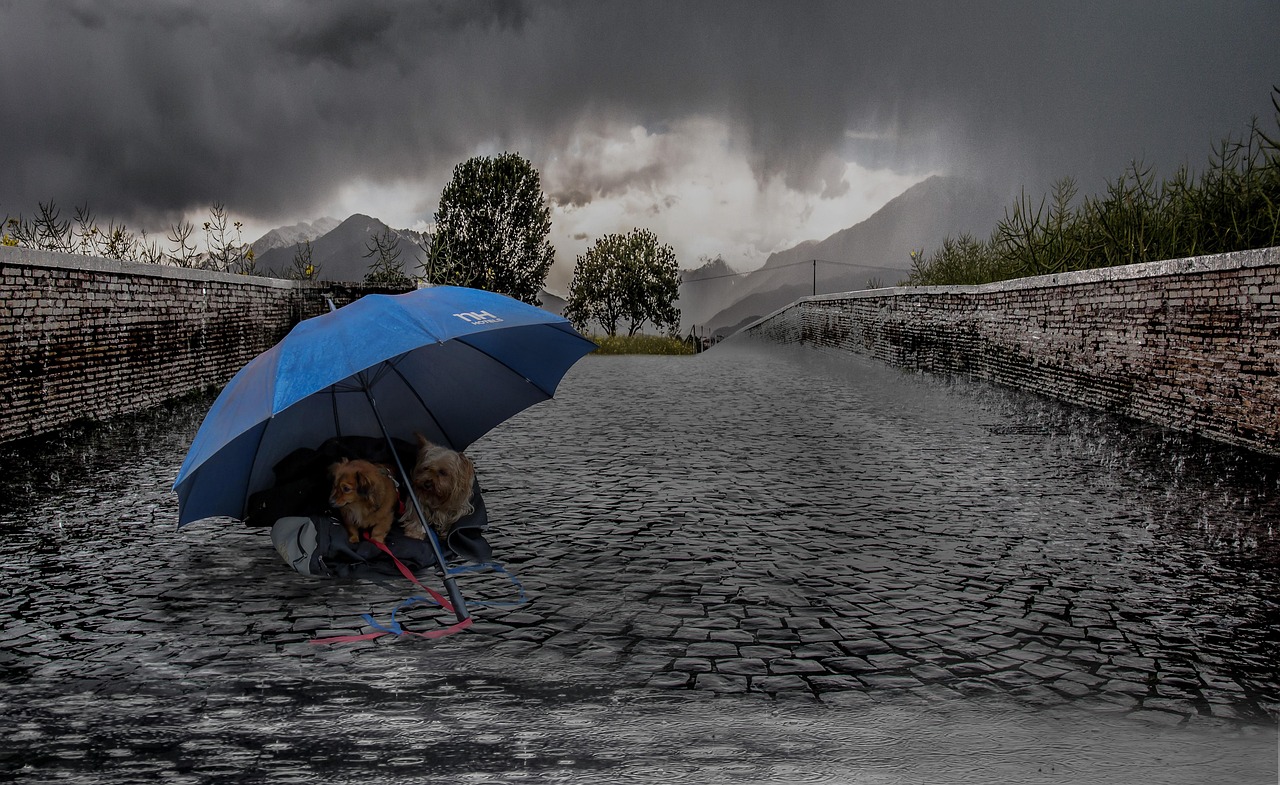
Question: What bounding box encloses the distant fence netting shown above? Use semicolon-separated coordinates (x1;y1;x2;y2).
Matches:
743;246;1280;457
0;246;406;443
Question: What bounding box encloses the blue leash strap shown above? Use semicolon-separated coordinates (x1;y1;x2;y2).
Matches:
353;560;527;638
446;561;527;608
360;561;526;634
361;595;437;635
312;537;474;644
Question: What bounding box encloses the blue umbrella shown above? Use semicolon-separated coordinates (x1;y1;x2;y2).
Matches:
173;285;596;619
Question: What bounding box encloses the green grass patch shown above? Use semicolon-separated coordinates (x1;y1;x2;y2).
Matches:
589;334;695;355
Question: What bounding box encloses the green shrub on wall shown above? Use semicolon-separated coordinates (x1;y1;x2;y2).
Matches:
909;87;1280;286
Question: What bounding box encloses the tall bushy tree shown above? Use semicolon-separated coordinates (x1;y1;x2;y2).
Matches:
566;228;681;337
423;152;554;305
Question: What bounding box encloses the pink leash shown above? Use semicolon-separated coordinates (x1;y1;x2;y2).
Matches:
311;535;474;644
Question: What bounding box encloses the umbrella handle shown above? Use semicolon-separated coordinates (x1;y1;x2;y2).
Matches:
441;576;470;623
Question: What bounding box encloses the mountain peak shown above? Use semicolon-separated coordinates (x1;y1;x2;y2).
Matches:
698;175;1006;334
682;255;740;281
254;213;425;281
249;216;341;255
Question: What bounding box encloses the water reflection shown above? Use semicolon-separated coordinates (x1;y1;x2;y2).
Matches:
0;343;1277;783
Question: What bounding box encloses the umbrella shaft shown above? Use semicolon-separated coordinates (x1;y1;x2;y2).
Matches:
362;384;471;623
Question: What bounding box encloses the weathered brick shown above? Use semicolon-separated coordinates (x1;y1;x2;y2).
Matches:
0;246;410;443
747;246;1280;456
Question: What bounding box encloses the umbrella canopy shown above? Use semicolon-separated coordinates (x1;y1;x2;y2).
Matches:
174;286;596;527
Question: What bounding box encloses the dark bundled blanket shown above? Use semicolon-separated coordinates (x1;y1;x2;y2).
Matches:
251;436;492;578
245;435;414;527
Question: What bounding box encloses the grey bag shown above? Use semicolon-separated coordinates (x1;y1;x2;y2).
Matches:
271;516;325;576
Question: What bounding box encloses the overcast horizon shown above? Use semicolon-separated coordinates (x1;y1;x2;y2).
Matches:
3;0;1279;290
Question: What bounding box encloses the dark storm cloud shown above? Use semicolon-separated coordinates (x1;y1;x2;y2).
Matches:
2;0;1278;230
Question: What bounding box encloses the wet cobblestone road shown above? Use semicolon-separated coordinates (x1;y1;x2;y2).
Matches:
1;339;1278;783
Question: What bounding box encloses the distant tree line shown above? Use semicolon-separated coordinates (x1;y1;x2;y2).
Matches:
3;151;683;334
908;86;1280;286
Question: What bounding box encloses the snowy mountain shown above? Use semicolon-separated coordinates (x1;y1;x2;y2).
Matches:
249;217;341;257
254;214;423;281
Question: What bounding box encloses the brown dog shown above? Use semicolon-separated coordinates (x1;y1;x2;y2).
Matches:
328;458;400;544
400;434;475;540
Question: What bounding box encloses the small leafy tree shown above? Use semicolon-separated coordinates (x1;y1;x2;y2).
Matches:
423;152;554;305
288;239;320;280
566;228;681;337
566;241;624;336
363;228;412;287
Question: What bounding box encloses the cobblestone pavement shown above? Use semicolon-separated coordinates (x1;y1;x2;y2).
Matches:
0;339;1278;783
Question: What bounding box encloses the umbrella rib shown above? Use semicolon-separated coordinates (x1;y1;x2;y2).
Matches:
237;411;276;520
454;335;556;398
329;384;343;437
385;362;461;449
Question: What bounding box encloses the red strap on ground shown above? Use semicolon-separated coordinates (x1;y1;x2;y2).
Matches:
310;535;473;644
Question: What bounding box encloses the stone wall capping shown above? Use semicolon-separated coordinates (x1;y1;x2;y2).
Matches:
0;246;412;443
744;245;1280;456
3;246;300;289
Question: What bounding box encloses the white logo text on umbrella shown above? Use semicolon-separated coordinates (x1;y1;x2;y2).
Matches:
454;310;504;326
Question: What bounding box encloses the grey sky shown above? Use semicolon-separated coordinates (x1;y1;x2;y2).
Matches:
2;0;1278;277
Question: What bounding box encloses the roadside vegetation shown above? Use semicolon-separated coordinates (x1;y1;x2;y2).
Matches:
908;86;1280;286
1;201;261;274
589;334;694;356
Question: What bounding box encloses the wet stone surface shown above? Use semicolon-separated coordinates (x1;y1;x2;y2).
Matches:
0;339;1278;783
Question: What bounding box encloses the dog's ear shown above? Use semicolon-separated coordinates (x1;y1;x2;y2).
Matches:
355;469;372;495
415;433;430;448
444;452;474;488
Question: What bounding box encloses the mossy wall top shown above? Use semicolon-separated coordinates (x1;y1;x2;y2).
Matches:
745;246;1280;456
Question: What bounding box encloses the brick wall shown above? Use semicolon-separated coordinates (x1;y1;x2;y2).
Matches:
744;246;1280;456
0;247;408;443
